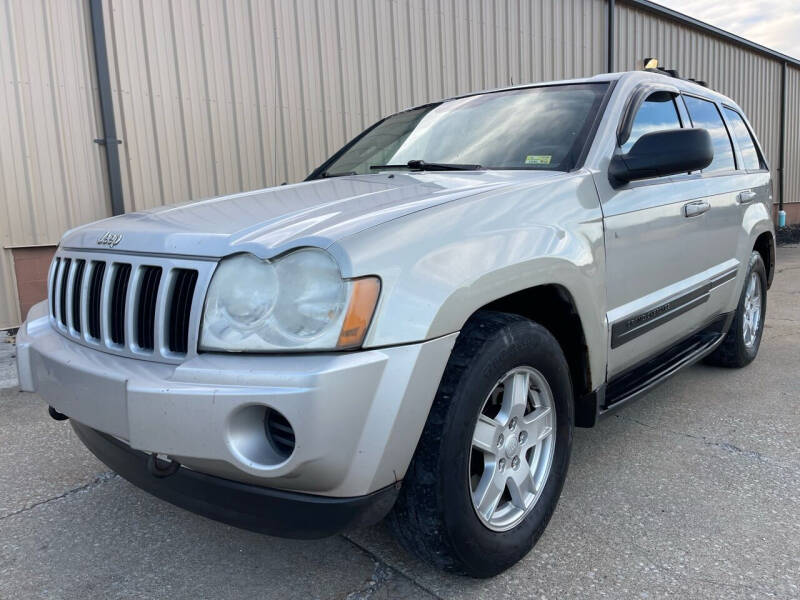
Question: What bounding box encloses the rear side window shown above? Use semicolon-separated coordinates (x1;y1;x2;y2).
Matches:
723;107;765;171
683;95;736;173
622;92;682;153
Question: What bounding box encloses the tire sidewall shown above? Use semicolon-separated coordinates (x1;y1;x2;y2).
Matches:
738;252;767;362
437;320;573;575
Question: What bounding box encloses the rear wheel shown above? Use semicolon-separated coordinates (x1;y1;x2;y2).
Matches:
705;251;767;368
387;311;573;577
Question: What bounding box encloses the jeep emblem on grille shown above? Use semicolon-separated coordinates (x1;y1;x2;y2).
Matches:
96;232;123;247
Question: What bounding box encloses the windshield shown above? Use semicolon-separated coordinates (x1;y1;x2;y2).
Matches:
318;83;609;176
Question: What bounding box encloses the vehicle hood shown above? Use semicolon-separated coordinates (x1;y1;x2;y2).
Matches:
61;171;564;258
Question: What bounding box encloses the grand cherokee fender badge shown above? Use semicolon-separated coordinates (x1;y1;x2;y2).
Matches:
96;232;123;247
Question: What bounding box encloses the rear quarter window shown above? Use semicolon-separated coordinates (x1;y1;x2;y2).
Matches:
683;95;736;174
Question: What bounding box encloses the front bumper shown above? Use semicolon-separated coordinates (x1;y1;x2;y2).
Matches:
17;301;457;498
72;421;399;538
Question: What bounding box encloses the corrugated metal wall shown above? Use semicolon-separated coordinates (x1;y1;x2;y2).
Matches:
786;65;800;206
101;0;607;213
614;2;786;204
1;0;798;328
0;0;110;327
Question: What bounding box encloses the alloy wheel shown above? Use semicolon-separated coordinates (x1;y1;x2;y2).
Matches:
469;366;556;532
742;271;762;349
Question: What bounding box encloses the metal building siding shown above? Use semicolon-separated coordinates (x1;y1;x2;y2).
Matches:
786;65;800;205
0;0;109;328
2;0;798;330
614;2;784;203
99;0;607;208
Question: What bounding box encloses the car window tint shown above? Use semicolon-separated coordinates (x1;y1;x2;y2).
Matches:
622;92;682;153
683;96;736;173
723;107;763;171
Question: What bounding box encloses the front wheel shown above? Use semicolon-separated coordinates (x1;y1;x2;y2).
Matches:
387;311;574;577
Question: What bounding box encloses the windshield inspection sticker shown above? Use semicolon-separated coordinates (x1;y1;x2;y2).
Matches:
525;155;551;165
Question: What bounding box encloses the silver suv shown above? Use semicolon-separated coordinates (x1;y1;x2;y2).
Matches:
17;70;775;577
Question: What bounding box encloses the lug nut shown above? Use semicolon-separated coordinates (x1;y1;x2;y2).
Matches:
498;458;506;471
509;417;518;430
497;434;504;449
511;456;520;470
519;430;528;444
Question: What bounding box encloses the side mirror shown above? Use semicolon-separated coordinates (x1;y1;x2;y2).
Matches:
608;128;713;187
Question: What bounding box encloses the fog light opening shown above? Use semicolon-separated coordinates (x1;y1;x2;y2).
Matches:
265;408;296;459
227;405;294;467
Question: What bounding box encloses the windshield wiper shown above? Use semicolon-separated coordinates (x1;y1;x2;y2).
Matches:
319;170;356;178
369;159;483;172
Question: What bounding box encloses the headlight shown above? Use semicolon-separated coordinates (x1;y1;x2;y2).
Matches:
200;249;380;352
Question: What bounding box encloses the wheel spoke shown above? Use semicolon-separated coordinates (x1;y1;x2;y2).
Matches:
473;466;506;520
523;406;553;443
472;414;501;454
507;462;536;510
502;371;530;421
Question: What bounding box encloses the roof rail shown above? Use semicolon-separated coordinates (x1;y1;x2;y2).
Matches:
642;57;709;88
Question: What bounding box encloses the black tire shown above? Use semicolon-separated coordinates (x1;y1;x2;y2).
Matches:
387;311;574;578
705;251;767;368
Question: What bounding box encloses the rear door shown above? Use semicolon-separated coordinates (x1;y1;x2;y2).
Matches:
719;105;773;284
675;94;752;315
597;86;742;378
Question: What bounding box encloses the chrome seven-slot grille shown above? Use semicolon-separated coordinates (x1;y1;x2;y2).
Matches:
48;251;213;363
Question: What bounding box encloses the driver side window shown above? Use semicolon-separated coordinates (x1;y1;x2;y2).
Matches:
622;92;683;153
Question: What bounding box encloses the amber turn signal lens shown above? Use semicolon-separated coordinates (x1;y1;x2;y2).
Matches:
337;277;381;349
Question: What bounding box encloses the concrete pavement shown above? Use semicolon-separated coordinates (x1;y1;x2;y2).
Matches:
1;247;798;599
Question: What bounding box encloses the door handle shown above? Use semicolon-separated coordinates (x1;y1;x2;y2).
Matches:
737;190;757;204
683;200;710;218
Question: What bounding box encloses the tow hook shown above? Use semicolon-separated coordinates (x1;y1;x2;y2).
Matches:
48;406;68;421
147;453;181;478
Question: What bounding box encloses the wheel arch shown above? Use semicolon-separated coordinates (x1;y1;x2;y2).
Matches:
467;283;601;428
742;202;775;289
753;230;775;288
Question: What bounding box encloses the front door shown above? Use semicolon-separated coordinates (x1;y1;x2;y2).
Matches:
597;87;742;378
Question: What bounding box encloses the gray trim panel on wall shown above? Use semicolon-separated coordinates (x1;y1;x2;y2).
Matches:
607;0;615;72
779;62;787;211
89;0;124;216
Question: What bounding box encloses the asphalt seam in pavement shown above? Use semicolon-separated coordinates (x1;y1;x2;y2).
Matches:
341;534;445;600
0;471;118;521
343;558;393;600
614;414;799;475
